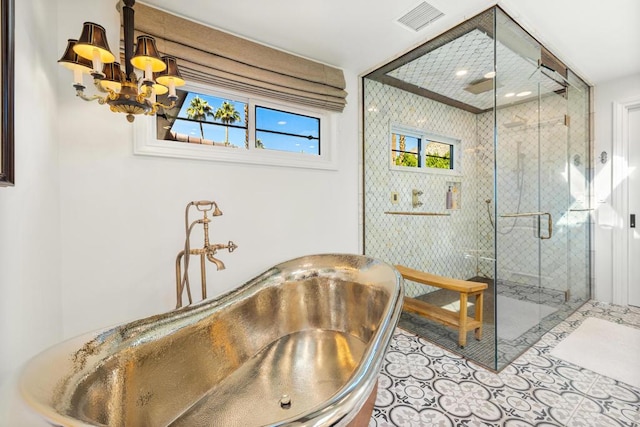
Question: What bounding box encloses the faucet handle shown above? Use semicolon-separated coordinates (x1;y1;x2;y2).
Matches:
227;241;238;253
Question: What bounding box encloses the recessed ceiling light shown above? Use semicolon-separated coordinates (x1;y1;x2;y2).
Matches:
484;71;496;79
504;92;515;97
516;91;532;97
456;70;468;77
278;121;287;125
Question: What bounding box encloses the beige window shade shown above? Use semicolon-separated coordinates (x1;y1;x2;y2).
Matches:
128;4;347;112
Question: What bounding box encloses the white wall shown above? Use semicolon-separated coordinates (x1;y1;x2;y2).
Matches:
0;0;61;385
593;72;640;302
1;0;359;424
56;0;360;337
0;0;63;423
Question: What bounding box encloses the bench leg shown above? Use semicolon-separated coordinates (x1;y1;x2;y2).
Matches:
474;291;484;340
458;292;468;348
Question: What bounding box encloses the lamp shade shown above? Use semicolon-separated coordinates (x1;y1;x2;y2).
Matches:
100;62;123;92
152;76;169;95
130;36;166;72
155;56;185;87
58;39;93;73
73;22;115;64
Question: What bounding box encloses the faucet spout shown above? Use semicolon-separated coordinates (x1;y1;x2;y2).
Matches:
207;253;226;270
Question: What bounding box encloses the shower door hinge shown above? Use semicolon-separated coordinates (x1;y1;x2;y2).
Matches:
564;115;570;126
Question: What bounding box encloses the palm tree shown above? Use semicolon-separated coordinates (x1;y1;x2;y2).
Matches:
186;96;214;140
214;101;241;146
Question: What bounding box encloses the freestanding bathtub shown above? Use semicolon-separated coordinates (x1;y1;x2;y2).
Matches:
19;254;404;426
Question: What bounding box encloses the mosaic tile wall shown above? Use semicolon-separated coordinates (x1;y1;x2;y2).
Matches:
363;79;479;297
364;79;590;301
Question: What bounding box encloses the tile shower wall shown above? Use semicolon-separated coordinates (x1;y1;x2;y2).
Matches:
364;80;478;297
364;80;589;300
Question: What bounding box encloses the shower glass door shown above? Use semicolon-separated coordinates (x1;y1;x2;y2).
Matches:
362;6;591;371
494;9;571;368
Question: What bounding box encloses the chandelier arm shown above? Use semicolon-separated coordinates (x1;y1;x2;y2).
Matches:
91;78;110;94
74;84;107;103
137;83;154;103
145;100;177;116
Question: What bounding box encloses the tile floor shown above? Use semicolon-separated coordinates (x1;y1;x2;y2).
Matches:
370;301;640;426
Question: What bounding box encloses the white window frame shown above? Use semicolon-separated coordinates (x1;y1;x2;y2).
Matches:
389;123;462;176
134;81;337;170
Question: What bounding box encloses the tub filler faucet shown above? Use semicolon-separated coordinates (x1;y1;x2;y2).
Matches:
175;200;237;308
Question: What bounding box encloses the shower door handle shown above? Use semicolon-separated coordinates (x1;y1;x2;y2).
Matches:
539;212;552;240
499;212;552;239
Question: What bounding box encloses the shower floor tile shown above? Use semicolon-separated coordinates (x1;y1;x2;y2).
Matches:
371;301;640;427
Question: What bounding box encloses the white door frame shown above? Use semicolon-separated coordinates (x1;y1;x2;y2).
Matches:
611;95;640;306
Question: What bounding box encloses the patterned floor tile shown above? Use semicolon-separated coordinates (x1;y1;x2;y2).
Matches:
372;301;640;426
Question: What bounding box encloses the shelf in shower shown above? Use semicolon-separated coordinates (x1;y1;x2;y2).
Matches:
384;211;451;216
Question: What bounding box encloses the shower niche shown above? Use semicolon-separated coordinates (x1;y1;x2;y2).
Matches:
362;6;591;370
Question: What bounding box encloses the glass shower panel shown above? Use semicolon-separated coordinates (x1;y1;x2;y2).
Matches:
494;9;562;367
537;84;570;334
566;71;591;307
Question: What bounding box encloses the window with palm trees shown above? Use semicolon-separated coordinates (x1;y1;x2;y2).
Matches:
157;89;322;156
391;133;420;167
159;90;248;148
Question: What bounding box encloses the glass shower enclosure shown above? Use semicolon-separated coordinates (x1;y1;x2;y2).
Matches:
362;7;591;370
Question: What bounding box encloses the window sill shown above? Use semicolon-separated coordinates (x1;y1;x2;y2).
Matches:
389;164;462;177
133;115;338;171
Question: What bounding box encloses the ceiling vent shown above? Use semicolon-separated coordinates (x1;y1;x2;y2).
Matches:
397;2;444;32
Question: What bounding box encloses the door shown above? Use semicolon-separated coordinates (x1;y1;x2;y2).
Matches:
628;106;640;307
493;8;591;370
494;13;572;367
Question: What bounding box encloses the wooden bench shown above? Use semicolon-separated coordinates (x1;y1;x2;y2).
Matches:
395;265;488;348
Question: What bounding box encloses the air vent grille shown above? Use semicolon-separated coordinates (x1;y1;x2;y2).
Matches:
397;2;444;32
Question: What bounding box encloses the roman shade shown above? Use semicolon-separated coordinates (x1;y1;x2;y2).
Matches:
127;4;348;112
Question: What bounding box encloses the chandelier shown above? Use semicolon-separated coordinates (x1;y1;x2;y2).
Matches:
58;0;185;122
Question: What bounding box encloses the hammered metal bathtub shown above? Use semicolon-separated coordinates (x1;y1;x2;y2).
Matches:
20;254;404;426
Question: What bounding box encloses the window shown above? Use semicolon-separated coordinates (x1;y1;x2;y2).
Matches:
164;91;248;148
255;107;320;155
390;125;460;175
425;140;453;169
391;133;420;167
135;82;336;170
